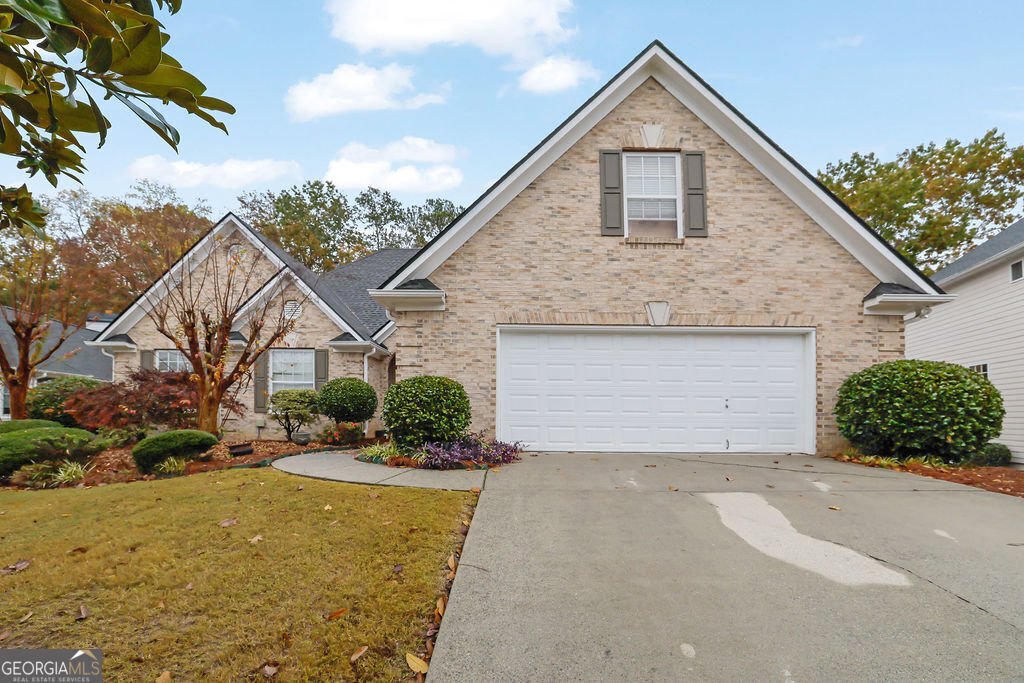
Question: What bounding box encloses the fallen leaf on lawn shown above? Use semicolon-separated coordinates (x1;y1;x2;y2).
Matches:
382;521;393;526
426;640;435;657
281;632;292;645
68;547;87;554
19;611;32;623
130;655;144;663
462;520;471;527
328;520;340;526
249;534;263;544
323;505;333;511
407;526;419;533
436;595;447;618
325;608;349;621
828;506;841;511
368;492;380;499
406;653;429;673
446;570;456;581
155;671;171;682
259;661;279;678
468;488;481;494
393;565;404;574
62;513;71;518
426;625;439;637
1;558;31;575
218;518;238;528
447;554;457;571
76;605;91;621
297;485;303;491
350;646;369;663
668;485;678;491
0;631;9;642
157;601;165;609
184;582;194;591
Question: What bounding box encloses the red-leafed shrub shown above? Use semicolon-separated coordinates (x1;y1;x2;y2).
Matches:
63;370;243;431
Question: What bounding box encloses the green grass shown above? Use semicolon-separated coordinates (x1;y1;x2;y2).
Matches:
0;468;474;681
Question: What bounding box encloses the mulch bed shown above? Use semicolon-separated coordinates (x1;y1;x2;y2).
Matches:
833;455;1024;498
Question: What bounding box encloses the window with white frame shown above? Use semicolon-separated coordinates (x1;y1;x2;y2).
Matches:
283;300;302;320
1011;260;1023;282
269;349;315;395
968;363;989;379
623;152;681;238
156;349;190;372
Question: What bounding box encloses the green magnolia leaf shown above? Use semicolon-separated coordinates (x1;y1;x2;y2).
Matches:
110;22;161;76
109;88;178;149
60;0;118;38
85;35;111;71
83;86;105;147
197;94;234;114
120;63;205;97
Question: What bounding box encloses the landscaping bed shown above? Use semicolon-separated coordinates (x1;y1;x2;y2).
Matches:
832;453;1024;498
0;468;476;680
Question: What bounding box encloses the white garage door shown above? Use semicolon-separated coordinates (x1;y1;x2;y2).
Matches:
497;328;813;453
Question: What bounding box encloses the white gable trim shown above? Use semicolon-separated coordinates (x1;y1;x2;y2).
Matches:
380;42;942;297
93;214;289;343
232;269;363;341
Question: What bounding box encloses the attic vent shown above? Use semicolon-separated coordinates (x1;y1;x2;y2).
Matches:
228;243;246;261
283;300;302;320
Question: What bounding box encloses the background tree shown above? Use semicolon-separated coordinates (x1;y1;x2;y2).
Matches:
404;197;462;247
0;1;232;233
819;129;1024;272
0;229;101;418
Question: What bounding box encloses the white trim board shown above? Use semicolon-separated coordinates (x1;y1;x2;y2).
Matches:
379;42;942;299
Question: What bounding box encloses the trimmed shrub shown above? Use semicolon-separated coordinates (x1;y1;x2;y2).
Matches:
382;375;471;449
0;427;102;480
268;389;320;441
131;429;218;474
960;442;1013;468
835;360;1004;462
318;421;364;446
27;376;104;427
317;378;378;424
0;419;62;435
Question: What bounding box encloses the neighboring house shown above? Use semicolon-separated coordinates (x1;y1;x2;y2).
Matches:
906;217;1024;464
89;41;952;452
0;310;114;419
88;218;415;438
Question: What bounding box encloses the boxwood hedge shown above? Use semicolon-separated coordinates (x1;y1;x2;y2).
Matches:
382;375;471;449
131;429;218;474
0;419;63;435
0;426;102;479
317;378;378;423
835;360;1004;462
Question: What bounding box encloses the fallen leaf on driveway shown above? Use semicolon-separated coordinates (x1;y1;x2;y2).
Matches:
765;484;775;489
249;534;263;544
218;518;238;528
469;488;481;493
668;486;678;491
803;464;814;468
325;608;349;621
350;645;369;662
406;653;429;673
1;559;31;575
725;477;733;482
645;464;657;468
828;506;841;511
19;611;32;623
76;605;91;621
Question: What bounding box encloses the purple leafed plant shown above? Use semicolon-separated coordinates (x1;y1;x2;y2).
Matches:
417;432;523;470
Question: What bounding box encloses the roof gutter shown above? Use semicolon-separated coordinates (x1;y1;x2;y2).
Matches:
368;288;446;313
863;293;955;316
935;242;1024;287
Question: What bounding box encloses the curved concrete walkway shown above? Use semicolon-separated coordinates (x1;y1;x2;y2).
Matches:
272;451;486;491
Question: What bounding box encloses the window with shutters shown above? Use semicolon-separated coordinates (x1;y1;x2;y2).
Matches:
623;152;682;238
269;349;315;395
283;300;302;320
155;349;190;372
1011;260;1023;282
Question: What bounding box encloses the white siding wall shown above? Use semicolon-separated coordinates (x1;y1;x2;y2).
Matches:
906;261;1024;463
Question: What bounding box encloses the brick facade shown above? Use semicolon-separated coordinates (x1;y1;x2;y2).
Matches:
388;78;904;455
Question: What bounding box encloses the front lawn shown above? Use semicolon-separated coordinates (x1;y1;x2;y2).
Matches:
0;468;474;680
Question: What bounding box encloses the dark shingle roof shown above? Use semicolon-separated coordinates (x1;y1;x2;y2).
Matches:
862;282;925;301
0;309;113;381
396;278;440;290
321;249;419;335
933;217;1024;283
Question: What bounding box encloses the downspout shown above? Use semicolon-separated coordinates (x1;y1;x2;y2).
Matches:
363;348;372;436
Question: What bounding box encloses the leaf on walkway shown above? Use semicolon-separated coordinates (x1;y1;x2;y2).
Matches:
350;645;368;663
76;605;91;621
218;518;238;528
406;653;429;673
325;608;349;621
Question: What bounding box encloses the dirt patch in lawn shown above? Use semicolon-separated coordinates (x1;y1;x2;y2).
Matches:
0;468;476;680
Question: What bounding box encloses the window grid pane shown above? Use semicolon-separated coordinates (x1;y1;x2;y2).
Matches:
269;349;315;395
624;154;678;198
156;349;189;372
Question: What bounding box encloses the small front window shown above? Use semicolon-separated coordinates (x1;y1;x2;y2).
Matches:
623;152;681;238
269;349;315;395
155;349;190;372
1012;261;1023;282
283;300;302;320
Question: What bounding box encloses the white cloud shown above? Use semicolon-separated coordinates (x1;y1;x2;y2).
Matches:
518;55;598;93
129;155;301;189
324;136;462;192
818;35;865;50
326;0;575;64
285;63;446;121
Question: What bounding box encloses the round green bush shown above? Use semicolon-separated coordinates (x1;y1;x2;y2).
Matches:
382;375;471;449
835;360;1004;462
0;418;63;435
960;442;1012;468
0;426;101;480
131;429;218;474
27;376;104;427
317;378;378;423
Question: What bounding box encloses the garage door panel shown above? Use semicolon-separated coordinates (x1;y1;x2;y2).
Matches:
499;330;809;453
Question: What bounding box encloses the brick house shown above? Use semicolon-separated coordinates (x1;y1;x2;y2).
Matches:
91;41;949;452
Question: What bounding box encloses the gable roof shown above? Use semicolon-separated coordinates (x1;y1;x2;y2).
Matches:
1;309;113;381
931;217;1024;285
378;40;944;298
320;248;418;335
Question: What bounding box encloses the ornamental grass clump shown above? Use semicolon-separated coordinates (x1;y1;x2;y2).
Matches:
835;360;1004;463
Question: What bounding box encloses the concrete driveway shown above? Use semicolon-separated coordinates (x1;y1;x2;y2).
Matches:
429;453;1024;681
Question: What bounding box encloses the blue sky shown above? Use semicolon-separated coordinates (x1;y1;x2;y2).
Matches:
12;0;1024;215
